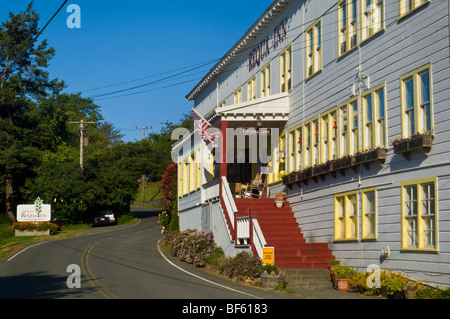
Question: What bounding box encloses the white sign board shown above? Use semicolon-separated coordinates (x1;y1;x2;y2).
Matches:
17;197;51;222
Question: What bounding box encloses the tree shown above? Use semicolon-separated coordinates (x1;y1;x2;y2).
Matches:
0;6;64;221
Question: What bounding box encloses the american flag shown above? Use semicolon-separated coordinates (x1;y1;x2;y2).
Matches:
192;108;220;143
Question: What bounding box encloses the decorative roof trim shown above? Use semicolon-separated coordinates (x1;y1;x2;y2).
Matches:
185;0;292;101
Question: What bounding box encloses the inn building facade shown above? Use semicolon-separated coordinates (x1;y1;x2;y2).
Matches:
173;0;450;287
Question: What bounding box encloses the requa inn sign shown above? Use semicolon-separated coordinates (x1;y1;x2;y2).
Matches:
17;197;51;222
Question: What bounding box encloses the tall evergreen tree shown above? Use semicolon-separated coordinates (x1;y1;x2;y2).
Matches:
0;6;64;220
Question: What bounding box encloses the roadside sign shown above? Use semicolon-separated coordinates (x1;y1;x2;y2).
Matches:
17;197;51;222
262;246;274;265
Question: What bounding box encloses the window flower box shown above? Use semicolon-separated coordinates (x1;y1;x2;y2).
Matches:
333;156;355;171
393;134;433;159
355;148;387;168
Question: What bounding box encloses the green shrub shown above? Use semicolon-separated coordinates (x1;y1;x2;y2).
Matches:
261;263;280;275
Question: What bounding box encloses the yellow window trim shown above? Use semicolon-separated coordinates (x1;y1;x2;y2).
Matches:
247;75;257;101
361;187;377;240
260;62;271;98
280;44;293;93
334;190;359;241
400;176;438;251
360;0;385;44
398;0;430;20
362;83;387;150
306;18;322;79
400;63;433;138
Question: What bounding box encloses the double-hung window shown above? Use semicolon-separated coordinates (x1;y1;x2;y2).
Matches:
247;76;256;101
280;45;292;92
401;177;438;250
399;0;430;18
400;64;433;138
362;84;387;149
260;63;271;98
338;98;358;156
338;0;358;57
335;191;358;240
306;19;322;78
362;188;377;239
362;0;384;42
233;88;242;104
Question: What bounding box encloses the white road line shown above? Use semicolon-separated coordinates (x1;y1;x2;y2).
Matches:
156;239;262;299
7;242;48;262
7;219;142;262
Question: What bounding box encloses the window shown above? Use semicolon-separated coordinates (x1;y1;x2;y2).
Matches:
362;84;387;149
247;76;256;101
304;123;311;167
260;63;271;97
362;189;377;239
218;100;226;108
335;191;358;240
362;0;384;42
280;45;292;92
339;105;348;156
233;88;242;104
306;19;322;78
401;177;437;250
296;126;302;170
313;119;319;165
351;100;359;154
321;114;330;163
338;0;358;57
289;130;295;172
400;64;433;138
399;0;430;18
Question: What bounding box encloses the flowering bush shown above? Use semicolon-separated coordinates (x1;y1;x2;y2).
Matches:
222;251;262;281
164;229;221;267
161;162;177;212
158;211;170;234
11;222;59;234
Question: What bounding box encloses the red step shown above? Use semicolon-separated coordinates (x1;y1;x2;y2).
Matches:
235;198;334;269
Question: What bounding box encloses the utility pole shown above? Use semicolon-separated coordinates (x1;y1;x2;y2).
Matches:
136;126;152;139
68;120;97;169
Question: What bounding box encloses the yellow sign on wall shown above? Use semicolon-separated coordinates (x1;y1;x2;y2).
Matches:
262;247;274;265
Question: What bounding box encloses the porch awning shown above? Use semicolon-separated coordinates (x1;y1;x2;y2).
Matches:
216;92;289;122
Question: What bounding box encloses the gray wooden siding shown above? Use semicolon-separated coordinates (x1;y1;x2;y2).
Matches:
183;0;450;286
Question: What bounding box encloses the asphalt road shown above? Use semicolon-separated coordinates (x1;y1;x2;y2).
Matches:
0;206;296;300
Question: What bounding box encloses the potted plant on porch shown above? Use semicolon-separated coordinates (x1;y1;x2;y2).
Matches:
275;192;286;208
332;266;356;291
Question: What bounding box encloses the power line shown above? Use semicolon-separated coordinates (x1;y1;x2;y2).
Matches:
87;0;441;103
4;0;68;77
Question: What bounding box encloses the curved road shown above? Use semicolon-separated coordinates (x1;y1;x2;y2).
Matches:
0;206;294;300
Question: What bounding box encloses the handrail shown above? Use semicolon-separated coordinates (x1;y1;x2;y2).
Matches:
221;176;237;229
252;218;267;259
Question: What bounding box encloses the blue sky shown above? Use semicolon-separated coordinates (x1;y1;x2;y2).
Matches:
1;0;274;142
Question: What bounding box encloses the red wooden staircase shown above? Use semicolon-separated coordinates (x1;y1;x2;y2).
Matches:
234;198;334;269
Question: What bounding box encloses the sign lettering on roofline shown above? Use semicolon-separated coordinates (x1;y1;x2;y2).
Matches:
248;18;287;72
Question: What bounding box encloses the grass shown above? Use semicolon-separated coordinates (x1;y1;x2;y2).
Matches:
134;181;163;207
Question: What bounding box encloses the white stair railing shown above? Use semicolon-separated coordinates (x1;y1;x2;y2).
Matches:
252;218;267;259
221;176;237;229
236;216;250;245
